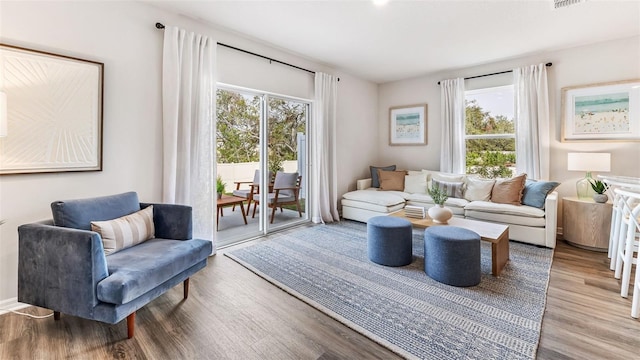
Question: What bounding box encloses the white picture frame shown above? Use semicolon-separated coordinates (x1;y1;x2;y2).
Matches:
389;104;427;146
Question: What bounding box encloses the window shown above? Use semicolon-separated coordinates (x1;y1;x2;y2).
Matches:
465;85;516;178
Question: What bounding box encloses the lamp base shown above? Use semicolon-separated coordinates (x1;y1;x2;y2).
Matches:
576;172;594;199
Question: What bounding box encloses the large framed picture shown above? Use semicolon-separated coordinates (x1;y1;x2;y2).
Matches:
389;104;427;145
561;79;640;142
0;43;104;174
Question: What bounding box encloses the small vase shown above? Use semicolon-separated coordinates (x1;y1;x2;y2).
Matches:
217;193;223;199
428;205;453;224
593;194;608;203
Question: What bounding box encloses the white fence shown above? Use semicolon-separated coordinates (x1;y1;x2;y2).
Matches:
217;161;298;193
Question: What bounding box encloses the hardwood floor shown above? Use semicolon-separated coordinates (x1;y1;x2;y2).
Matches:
1;233;639;359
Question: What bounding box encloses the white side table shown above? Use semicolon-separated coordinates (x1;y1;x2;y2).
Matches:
562;197;612;251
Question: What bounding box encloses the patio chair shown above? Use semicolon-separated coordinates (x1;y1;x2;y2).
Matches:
232;170;274;211
252;171;302;223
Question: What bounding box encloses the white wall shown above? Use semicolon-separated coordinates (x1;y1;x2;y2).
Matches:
377;36;640;231
0;1;378;304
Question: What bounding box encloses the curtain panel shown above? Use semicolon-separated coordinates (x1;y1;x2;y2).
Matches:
514;63;550;180
312;72;339;223
162;25;216;253
440;78;466;174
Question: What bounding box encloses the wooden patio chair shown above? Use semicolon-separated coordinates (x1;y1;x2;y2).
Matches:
252;171;302;224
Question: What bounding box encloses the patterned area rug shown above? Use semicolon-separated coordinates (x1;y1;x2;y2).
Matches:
225;221;553;360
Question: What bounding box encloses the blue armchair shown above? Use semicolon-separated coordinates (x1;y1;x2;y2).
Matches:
17;192;212;339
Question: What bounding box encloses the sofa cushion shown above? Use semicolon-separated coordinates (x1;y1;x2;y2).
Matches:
465;200;545;218
522;179;560;209
91;206;155;255
404;173;428;194
491;173;527;205
342;189;406;206
465;210;546;227
97;238;211;305
370;165;396;188
379;170;407;191
341;199;405;213
51;192;141;231
464;177;496;201
432;179;464;198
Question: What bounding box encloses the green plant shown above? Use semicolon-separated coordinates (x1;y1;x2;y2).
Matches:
428;185;448;206
589;179;609;195
216;175;226;194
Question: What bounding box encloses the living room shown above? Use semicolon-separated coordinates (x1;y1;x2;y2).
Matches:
1;0;639;359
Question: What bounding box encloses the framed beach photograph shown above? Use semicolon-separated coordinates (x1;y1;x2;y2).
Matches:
561;79;640;142
0;43;104;174
389;104;427;145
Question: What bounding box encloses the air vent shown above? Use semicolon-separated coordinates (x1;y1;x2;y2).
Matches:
554;0;585;9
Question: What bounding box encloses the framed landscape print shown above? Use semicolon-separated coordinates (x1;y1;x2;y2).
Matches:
0;43;104;174
561;79;640;142
389;104;427;145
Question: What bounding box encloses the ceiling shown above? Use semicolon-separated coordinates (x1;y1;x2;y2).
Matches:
150;0;640;84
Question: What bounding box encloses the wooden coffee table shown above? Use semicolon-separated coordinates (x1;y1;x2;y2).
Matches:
389;210;510;276
216;195;247;230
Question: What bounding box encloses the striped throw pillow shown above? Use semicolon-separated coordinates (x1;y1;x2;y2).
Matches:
91;205;155;255
432;179;464;199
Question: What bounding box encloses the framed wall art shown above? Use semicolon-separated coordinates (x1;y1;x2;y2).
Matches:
389;104;427;146
561;79;640;142
0;43;104;174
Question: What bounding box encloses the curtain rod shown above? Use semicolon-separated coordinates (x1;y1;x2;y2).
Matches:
155;22;339;81
437;63;553;85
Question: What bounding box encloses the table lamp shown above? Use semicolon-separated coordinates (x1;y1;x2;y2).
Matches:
567;152;611;199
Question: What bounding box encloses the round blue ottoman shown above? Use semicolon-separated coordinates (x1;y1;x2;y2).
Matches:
367;216;413;267
424;226;481;287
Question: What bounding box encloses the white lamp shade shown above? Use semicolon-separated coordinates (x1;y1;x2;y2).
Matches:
567;152;611;172
0;91;6;137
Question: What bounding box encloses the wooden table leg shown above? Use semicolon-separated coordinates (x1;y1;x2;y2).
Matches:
216;206;220;231
491;229;510;276
239;202;248;225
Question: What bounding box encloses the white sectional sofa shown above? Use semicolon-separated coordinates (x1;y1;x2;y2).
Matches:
341;170;558;248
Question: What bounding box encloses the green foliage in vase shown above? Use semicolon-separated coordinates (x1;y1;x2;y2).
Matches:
428;185;448;206
589;179;609;194
216;175;226;194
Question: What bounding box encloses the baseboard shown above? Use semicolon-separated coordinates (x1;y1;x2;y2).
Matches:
0;297;29;315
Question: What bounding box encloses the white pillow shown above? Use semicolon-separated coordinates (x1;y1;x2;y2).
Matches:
91;206;155;255
464;177;496;201
404;174;428;194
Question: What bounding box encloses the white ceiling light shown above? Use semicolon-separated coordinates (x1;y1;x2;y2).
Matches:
373;0;390;6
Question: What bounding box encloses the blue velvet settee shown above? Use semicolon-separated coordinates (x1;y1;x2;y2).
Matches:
17;192;212;338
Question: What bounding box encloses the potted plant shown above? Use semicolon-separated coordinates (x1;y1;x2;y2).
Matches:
427;185;453;223
216;175;226;199
590;179;609;203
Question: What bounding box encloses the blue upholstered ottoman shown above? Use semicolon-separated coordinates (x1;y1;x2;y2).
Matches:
424;226;481;287
367;216;413;267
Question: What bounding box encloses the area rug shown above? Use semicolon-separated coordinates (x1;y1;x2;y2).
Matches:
225;221;553;360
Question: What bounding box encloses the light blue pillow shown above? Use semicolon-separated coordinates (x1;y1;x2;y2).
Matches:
521;180;560;209
370;165;396;188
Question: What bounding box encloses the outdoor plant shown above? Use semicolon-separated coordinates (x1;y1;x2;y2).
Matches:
216;175;226;195
589;179;609;194
428;185;448;206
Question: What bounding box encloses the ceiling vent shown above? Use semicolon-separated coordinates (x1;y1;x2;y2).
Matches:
554;0;586;9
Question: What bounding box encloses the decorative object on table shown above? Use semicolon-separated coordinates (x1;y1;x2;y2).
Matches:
226;222;554;360
216;175;226;199
0;43;104;174
561;79;640;141
427;184;452;224
403;205;426;219
389;104;427;146
567;152;611;199
590;179;610;203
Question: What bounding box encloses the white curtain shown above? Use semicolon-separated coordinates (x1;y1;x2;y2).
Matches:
162;25;216;252
514;63;550;180
440;78;466;174
312;72;339;223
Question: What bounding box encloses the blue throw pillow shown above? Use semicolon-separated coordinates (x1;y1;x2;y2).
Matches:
521;180;560;209
370;165;396;188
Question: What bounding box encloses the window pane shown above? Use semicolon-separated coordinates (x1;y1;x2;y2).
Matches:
466;138;515;178
465;85;514;135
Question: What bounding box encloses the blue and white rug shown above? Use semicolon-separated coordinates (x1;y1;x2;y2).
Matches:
225;221;553;360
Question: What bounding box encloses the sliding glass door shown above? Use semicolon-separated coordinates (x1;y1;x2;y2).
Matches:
216;85;310;247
